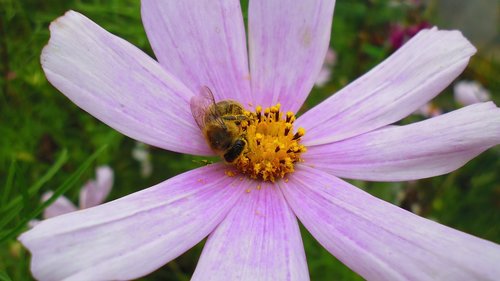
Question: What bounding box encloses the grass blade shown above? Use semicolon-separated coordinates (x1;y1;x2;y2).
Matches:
0;146;106;244
1;159;16;206
0;149;68;214
0;205;22;231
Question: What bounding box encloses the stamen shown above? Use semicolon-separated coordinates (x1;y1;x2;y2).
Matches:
232;103;306;182
292;128;305;140
256;106;262;122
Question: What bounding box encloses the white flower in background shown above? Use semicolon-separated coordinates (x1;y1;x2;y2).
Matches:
30;166;113;226
132;142;153;178
415;102;443;118
315;48;336;87
454;80;491;106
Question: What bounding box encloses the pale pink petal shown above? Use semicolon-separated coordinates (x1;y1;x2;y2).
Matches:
414;102;442;118
324;48;337;66
41;191;78;219
314;48;337;87
42;11;212;155
141;0;251;104
79;166;114;209
304;102;500;181
19;164;244;281
248;0;335;112
314;67;332;87
132;142;153;178
454;80;490;106
282;165;500;280
297;28;476;146
192;182;308;281
28;220;41;228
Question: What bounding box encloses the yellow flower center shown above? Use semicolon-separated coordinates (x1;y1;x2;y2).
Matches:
234;103;306;182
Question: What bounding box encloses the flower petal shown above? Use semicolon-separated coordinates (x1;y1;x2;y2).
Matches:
141;0;251;104
248;0;335;112
19;164;244;281
79;166;114;209
297;28;476;146
282;165;500;280
454;80;491;106
192;182;309;281
28;220;41;228
41;191;78;219
42;11;212;155
304;102;500;181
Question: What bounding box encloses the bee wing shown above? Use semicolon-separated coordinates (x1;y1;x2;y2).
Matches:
190;86;223;130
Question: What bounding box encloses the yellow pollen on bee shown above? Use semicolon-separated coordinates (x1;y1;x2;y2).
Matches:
233;103;306;182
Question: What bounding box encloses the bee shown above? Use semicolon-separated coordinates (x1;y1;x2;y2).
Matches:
190;86;248;163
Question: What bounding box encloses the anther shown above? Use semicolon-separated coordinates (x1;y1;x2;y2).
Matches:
292;128;305;140
284;123;292;136
264;108;270;118
255;107;262;122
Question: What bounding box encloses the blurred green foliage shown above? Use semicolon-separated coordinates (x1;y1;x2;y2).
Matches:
0;0;499;280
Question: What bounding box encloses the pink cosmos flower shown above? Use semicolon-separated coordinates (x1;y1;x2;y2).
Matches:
29;166;114;227
20;1;500;280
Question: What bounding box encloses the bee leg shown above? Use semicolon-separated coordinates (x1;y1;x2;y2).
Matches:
223;139;246;163
221;115;247;121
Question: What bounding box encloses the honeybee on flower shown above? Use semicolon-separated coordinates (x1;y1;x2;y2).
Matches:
190;86;249;163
